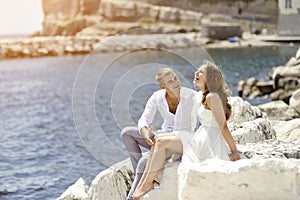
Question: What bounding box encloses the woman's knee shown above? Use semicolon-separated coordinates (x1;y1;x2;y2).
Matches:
155;137;171;149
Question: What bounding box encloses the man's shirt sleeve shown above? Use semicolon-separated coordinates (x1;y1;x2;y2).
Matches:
138;93;158;131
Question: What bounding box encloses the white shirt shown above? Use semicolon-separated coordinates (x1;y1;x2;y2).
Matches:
138;87;198;133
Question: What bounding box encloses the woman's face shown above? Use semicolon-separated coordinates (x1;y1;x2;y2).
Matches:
193;66;206;87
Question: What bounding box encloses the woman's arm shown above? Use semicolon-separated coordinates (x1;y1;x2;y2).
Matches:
206;93;240;161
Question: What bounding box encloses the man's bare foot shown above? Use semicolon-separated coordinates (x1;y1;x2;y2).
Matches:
132;183;154;200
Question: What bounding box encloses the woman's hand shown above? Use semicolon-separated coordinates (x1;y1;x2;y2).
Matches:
229;151;240;161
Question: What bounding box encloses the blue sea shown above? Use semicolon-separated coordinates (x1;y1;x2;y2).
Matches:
0;45;298;199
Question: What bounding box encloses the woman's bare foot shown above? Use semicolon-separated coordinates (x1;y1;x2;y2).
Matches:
132;183;154;200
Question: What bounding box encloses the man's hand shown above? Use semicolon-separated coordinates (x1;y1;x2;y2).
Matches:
141;126;154;146
145;127;154;146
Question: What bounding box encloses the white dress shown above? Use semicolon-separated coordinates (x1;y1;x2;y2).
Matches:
181;92;230;163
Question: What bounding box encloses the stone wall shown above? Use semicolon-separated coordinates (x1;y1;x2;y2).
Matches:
141;0;278;23
278;14;300;36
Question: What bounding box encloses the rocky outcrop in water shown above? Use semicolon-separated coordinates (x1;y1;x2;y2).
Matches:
242;46;300;105
57;96;300;200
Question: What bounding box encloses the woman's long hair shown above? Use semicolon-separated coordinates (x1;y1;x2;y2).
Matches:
200;61;232;120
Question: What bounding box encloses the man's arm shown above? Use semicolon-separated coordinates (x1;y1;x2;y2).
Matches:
138;93;158;145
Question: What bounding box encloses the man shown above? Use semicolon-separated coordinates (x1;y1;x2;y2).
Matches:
121;68;196;200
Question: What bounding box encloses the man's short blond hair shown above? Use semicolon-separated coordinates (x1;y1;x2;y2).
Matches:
155;68;174;84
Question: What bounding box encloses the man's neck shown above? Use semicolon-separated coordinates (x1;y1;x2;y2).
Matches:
166;91;180;101
165;91;180;114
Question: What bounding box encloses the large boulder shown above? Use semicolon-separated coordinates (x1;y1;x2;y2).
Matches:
228;97;265;124
296;47;300;59
285;56;300;67
269;88;295;103
57;178;89;200
141;158;300;200
178;158;300;200
286;47;300;66
271;65;300;88
258;100;300;121
238;140;300;159
276;77;300;91
226;97;276;146
142;162;179;200
88;159;133;200
290;89;300;114
271;119;300;142
231;118;276;145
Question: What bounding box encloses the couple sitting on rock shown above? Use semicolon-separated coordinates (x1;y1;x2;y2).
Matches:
121;62;240;200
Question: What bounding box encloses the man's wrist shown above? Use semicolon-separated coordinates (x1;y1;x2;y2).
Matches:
140;126;149;138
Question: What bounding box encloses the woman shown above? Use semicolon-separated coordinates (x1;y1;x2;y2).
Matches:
132;62;240;200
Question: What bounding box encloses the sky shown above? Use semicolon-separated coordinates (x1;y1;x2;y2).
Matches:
0;0;43;34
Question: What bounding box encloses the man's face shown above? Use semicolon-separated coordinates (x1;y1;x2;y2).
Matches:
161;72;181;94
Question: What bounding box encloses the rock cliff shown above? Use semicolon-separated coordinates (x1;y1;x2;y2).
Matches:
40;0;277;37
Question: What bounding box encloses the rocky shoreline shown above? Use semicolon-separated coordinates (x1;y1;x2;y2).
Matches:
0;0;284;60
54;46;300;200
56;47;300;199
18;0;298;198
0;33;294;60
57;95;300;200
242;46;300;110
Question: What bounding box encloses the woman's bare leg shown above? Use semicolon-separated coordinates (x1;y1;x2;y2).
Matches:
138;133;176;187
132;133;172;198
132;134;183;199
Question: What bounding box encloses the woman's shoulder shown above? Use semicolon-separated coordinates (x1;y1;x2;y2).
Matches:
206;92;222;106
206;92;218;99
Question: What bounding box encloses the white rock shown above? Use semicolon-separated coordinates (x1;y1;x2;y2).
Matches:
228;97;265;124
295;46;300;59
237;140;300;159
285;57;300;67
290;89;300;114
57;178;89;200
142;162;179;200
178;158;300;200
88;159;133;200
231;118;276;145
271;119;300;142
272;65;300;79
258;100;300;120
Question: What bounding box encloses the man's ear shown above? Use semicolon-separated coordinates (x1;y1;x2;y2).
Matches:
160;84;165;89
